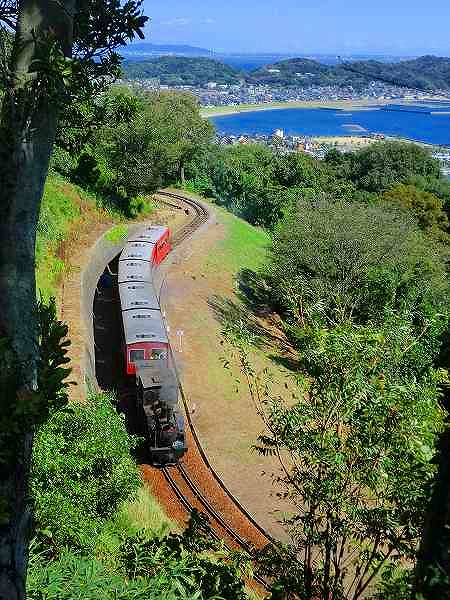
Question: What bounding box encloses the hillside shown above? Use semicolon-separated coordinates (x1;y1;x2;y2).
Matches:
123;54;450;91
122;56;243;85
249;57;369;88
342;55;450;91
250;55;450;90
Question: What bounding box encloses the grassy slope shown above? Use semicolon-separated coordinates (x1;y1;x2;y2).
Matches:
162;191;293;541
209;205;270;272
35;172;113;300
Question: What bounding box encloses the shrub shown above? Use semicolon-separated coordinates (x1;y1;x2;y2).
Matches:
129;194;155;218
49;146;77;178
31;393;141;552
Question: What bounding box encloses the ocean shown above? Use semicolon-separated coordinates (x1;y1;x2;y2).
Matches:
210;103;450;147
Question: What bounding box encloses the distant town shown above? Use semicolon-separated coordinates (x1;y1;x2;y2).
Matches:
124;78;442;109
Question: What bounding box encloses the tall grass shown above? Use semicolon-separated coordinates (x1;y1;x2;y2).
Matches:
36;173;89;299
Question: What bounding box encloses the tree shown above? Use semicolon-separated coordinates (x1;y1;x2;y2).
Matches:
267;199;449;330
381;183;449;235
228;316;447;599
0;2;146;597
93;90;214;203
329;141;441;194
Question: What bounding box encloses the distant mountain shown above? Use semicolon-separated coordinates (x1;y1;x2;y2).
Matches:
122;54;450;92
342;55;450;91
120;42;212;59
249;57;370;88
250;55;450;91
122;56;243;86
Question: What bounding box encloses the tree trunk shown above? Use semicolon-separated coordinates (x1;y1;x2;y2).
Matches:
0;1;74;597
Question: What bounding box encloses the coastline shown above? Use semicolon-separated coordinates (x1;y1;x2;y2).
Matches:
200;96;449;118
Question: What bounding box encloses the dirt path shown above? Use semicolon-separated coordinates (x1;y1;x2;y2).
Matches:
160;206;290;540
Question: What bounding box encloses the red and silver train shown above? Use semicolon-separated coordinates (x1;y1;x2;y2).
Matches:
118;225;186;465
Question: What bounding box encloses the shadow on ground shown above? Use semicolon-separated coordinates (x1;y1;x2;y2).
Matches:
208;268;298;364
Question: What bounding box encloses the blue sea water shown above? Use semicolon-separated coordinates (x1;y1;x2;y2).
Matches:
210;104;450;147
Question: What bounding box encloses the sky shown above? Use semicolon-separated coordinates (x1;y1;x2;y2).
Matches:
140;0;450;55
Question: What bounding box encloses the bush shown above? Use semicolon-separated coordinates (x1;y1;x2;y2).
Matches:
129;194;155;218
267;198;449;328
49;146;77;178
31;393;141;552
72;152;102;188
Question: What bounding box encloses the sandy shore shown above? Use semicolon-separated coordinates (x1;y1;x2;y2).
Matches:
201;96;449;118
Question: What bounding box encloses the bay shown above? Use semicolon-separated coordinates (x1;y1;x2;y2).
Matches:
210;104;450;147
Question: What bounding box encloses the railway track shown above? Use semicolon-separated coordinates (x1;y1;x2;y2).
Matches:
155;191;210;247
95;190;273;595
152;191;273;594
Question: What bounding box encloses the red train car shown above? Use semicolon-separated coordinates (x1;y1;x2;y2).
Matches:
123;225;171;266
118;225;171;376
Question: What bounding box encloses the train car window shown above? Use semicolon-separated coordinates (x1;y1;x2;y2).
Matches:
130;349;145;362
151;349;167;360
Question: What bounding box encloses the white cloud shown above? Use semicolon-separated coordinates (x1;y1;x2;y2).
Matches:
159;17;216;27
161;18;192;27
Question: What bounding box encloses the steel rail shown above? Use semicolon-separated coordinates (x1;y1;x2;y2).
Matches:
154;191;273;593
162;464;271;591
155;191;275;546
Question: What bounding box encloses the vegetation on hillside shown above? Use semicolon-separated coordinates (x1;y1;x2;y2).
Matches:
3;6;450;593
51;88;214;214
28;383;253;599
186;140;450;230
250;55;450;90
123;55;243;85
0;1;149;594
200;140;450;597
122;54;450;91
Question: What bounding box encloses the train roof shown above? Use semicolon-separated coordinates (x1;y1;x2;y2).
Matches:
122;308;168;346
129;225;169;245
118;259;152;285
119;281;160;311
120;241;154;262
135;360;178;405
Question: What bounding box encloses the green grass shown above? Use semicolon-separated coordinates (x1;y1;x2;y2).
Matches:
115;486;177;538
206;206;270;274
95;486;178;565
36;173;85;299
105;224;129;243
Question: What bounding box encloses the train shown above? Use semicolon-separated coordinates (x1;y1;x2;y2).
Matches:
118;225;187;466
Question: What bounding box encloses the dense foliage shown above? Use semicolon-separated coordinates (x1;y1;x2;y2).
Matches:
28;392;252;599
187;140;450;232
268;199;449;331
215;137;450;597
28;513;251;600
249;55;450;91
52;88;214;214
123;55;242;85
342;55;450;91
31;393;141;552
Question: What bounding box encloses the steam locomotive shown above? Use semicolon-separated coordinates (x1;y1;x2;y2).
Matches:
118;225;187;466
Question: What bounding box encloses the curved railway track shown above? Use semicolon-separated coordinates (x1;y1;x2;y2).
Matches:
153;191;273;593
95;190;274;595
